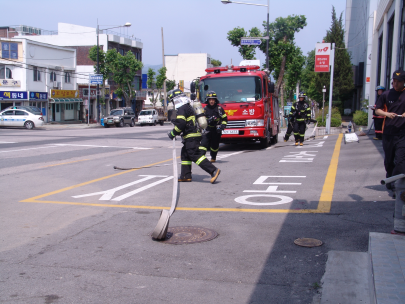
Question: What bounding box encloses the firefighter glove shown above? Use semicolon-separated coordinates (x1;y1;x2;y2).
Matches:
167;131;175;140
220;124;226;131
216;125;222;133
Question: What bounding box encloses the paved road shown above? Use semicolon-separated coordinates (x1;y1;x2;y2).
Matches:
0;125;394;303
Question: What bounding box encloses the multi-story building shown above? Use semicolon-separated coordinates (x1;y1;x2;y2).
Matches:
345;0;405;127
8;23;145;121
0;37;77;122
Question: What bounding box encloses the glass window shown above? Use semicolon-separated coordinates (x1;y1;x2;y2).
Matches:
15;110;27;116
399;0;405;70
119;48;124;55
200;76;262;103
110;109;123;115
1;42;18;59
2;110;14;115
50;71;56;81
0;66;12;79
386;15;395;87
33;67;41;81
140;110;152;115
377;34;383;86
56;104;60;112
65;72;71;83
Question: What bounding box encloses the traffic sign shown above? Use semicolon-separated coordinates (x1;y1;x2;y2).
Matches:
241;38;261;46
89;74;103;85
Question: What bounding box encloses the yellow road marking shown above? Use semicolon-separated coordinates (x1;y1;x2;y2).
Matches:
42;159;90;168
21;135;343;213
317;133;343;212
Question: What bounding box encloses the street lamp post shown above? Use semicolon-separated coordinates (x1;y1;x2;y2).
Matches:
322;85;326;123
96;22;131;122
221;0;269;71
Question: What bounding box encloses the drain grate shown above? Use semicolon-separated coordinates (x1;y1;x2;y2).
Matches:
159;226;218;245
294;238;323;247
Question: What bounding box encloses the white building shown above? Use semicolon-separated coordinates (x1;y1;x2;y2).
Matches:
165;53;214;94
0;37;77;122
345;0;405;127
14;23;145;120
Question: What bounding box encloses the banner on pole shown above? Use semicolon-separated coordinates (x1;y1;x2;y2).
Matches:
314;43;331;72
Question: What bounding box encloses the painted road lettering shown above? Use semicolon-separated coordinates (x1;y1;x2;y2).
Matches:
280;151;318;163
72;175;172;202
235;176;305;206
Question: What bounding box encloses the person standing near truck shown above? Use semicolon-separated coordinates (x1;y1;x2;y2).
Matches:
167;89;221;183
201;91;227;162
375;70;405;196
372;85;386;140
291;93;311;146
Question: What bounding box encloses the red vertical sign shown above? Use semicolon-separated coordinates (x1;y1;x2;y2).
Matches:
314;43;331;72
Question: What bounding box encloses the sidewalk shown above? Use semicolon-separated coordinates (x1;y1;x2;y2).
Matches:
39;122;103;130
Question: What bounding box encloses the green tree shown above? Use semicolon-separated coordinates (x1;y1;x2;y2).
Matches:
105;49;143;107
211;59;222;67
258;15;307;95
227;27;261;60
283;44;305;104
147;68;158;108
309;7;354;112
88;46;111;108
155;67;167;108
166;79;176;91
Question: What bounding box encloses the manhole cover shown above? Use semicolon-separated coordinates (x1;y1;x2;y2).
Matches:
294;238;323;247
160;226;218;245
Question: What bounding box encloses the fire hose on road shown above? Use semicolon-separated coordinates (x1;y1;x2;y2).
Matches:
151;137;179;240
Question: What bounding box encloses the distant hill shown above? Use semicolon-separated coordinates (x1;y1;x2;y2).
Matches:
142;64;163;74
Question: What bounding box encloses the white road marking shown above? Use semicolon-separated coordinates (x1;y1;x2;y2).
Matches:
323;136;328;139
72;175;170;201
50;144;152;150
235;194;294;206
244;186;296;193
216;151;245;159
0;146;59;153
0;142;16;144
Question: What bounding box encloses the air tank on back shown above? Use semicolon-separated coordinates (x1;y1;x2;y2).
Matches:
190;80;207;130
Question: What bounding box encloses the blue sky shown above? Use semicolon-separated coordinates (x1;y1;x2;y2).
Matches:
3;0;346;66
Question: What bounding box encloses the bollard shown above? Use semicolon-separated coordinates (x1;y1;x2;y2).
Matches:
394;178;405;233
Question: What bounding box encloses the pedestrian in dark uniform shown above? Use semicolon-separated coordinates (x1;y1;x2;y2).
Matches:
372;85;386;140
201;91;227;162
375;70;405;195
167;89;221;183
283;111;295;142
291;93;311;146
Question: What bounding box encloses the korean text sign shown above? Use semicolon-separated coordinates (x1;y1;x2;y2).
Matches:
315;43;331;72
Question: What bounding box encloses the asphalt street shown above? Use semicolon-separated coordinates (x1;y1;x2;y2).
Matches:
0;124;395;304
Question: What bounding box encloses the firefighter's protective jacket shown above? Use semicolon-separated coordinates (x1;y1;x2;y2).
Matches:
204;104;228;131
290;101;311;122
170;104;201;140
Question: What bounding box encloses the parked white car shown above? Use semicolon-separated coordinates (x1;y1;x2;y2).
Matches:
0;107;44;129
138;109;159;126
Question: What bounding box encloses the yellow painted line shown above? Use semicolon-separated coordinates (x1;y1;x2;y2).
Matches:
21;135;343;214
20;158;174;202
316;133;343;213
41;159;90;168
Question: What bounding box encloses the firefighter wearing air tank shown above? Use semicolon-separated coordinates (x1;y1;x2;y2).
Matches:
291;93;311;146
201;91;228;162
167;89;221;184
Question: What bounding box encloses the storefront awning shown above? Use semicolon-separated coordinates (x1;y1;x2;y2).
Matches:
50;98;83;103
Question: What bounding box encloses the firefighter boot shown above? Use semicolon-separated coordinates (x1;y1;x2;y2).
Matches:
178;177;192;182
295;141;299;146
300;142;304;146
210;168;221;184
210;159;216;163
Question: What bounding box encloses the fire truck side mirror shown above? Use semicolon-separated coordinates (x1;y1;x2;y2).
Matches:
268;82;275;94
190;82;196;93
190;93;196;101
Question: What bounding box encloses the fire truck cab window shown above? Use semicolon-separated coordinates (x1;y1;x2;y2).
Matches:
200;76;262;104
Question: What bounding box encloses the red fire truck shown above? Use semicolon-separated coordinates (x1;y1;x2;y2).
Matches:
192;65;280;148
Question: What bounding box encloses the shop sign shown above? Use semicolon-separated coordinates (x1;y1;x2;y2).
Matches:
0;79;21;87
51;89;79;98
29;92;48;100
0;91;27;100
314;43;331;72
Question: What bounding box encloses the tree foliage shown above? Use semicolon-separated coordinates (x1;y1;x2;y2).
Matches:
147;67;168;108
88;46;111;105
211;59;222;67
166;79;176;91
307;6;354;111
227;27;261;60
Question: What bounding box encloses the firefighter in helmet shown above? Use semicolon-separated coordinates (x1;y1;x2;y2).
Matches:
167;89;221;183
201;91;228;162
372;85;386;140
291;92;311;146
283;108;295;142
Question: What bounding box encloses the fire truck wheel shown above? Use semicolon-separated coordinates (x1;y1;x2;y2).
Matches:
260;127;271;148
